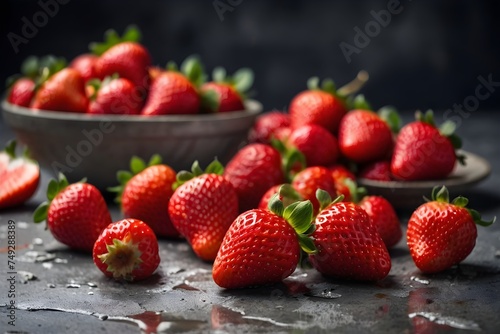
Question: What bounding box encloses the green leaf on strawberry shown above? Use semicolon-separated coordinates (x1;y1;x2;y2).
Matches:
173;159;224;189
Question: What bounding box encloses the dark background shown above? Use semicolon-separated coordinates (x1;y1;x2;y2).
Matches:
1;0;499;113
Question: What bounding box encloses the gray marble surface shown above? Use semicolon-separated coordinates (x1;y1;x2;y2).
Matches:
1;109;499;333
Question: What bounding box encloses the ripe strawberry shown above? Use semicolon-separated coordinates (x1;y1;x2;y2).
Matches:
309;191;391;281
391;110;463;181
31;68;89;113
212;192;316;289
224;143;285;212
91;26;151;93
141;71;200;115
69;53;99;83
359;195;402;248
292;166;337;213
329;164;356;201
358;161;392;181
287;124;339;167
168;160;239;261
338;108;395;164
33;174;112;252
407;186;494;273
110;155;179;238
248;110;291;144
7;78;35;107
0;141;40;209
87;76;142;115
93;218;160;281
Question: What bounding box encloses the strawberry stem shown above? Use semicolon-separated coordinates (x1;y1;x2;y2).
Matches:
337;70;369;97
33;173;69;224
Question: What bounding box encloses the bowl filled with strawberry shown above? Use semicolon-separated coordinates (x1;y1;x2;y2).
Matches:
2;26;262;190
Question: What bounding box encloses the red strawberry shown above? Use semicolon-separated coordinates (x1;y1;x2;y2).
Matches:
110;155;179;238
358;161;392;181
287;124;339;167
93;218;160;281
329;164;356;201
391;110;463;181
91;26;151;93
359;195;402;248
224;143;285;212
407;186;494;273
69;54;99;83
289;80;346;133
0;141;40;209
248;111;291;144
87;77;143;115
141;71;200;115
212;192;316;289
168;160;239;261
309;191;391;281
338;108;395;164
292;166;337;213
33;174;112;252
31;68;89;113
7;78;35;107
201;82;244;112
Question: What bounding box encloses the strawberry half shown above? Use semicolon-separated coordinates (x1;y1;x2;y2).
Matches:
212;188;317;289
407;186;495;273
109;155;179;238
33;174;112;252
168;160;239;261
0;141;40;209
93;218;160;281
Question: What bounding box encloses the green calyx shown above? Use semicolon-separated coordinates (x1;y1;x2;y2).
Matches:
343;178;368;204
316;189;344;212
378;105;401;133
416;110;466;165
6;55;66;90
89;25;142;56
427;186;495;227
173;159;224;190
33;173;76;224
108;154;163;203
267;185;317;255
2;140;37;163
166;55;207;88
271;138;307;182
98;233;143;281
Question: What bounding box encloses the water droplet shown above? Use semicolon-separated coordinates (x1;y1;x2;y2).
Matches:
18;271;36;283
66;283;81;288
17;222;29;229
47;283;56;288
411;276;430;285
32;237;44;245
87;282;98;288
306;286;341;299
88;291;94;295
54;258;68;264
42;262;53;269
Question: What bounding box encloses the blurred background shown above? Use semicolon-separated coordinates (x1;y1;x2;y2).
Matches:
1;0;499;113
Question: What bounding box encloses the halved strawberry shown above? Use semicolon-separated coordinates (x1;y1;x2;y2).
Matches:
0;141;40;209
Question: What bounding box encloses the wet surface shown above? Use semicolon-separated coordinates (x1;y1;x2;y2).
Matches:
1;111;500;333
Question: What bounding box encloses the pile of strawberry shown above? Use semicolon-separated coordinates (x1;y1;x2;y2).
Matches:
6;26;253;115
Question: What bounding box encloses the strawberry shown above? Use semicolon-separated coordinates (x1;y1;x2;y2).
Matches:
91;26;151;93
391;110;464;181
309;190;391;281
7;55;66;108
31;68;89;113
7;78;35;107
212;190;316;289
358;161;392;181
344;179;402;248
69;53;99;83
338;103;398;164
168;160;239;261
248;111;291;144
407;186;494;273
87;76;143;115
224;143;285;212
93;218;160;281
141;71;200;115
286;124;339;167
291;166;337;213
33;174;112;252
0;141;40;209
109;155;179;238
200;67;253;113
329;164;356;201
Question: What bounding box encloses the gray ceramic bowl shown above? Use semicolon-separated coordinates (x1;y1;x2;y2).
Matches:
2;100;262;190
